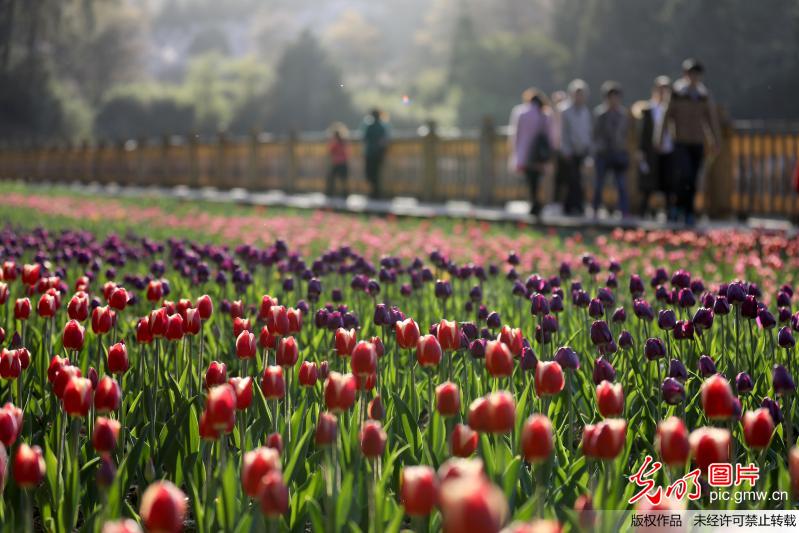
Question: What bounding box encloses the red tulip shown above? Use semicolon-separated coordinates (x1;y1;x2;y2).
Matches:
535;361;565;396
196;294;213;320
655;417;690;467
350;341;377;377
436;381;460;417
137;317;153;344
1;261;16;281
0;402;22;447
183;308;201;336
67;291;90;321
241;447;282;497
790;447;799;498
437;457;485;484
689;427;731;473
92;417;121;453
15;348;29;371
102;282;117;301
315;412;338;446
401;465;438;516
261;366;285;400
53;365;81;399
48;356;69;384
92;305;114;335
287;308;302;333
451;423;478;457
94;376;121;413
232;317;251;338
437;319;461;352
485;340;513;377
63;376;93;417
596;381;624;417
298;361;318;387
205;361;227;388
230;300;244;319
62;319;86;352
268;306;290;336
324;372;357;413
165;313;184;341
275;336;299;367
521;414;554;462
0;349;21;380
701;374;735;421
229;376;253;410
355;372;376;392
37;293;57;317
416;334;442;367
742;408;775;450
360;420;387;458
236;331;257;359
582;418;627;459
109;287;128;311
396;318;421;349
13;443;45;488
14;298;31;320
267;432;283;453
439;476;508;533
146;280;163;302
139;480;187;533
259;295;278;321
107;341;129;374
370;336;385;358
468;391;515;434
368;395;385;420
498;325;524;356
0;283;8;305
199;411;220;441
258;471;289;517
206;384;236;431
259;326;276;350
335;328;357;357
22;264;40;286
149;308;168;338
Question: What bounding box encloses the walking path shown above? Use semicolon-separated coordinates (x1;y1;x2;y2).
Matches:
24;180;796;233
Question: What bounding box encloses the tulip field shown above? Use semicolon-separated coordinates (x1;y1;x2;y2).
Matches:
0;186;799;532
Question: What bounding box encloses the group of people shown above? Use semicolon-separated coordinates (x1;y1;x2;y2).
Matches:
510;58;722;225
326;109;390;200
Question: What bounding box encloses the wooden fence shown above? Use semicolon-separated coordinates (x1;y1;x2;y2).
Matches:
1;118;798;219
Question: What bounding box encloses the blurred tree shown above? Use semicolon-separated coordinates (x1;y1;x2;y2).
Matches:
324;9;382;81
187;26;232;57
94;85;195;140
258;30;356;133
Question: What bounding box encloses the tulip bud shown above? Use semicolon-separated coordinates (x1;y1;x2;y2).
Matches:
165;313;184;341
0;349;21;380
92;417;121;453
535;361;565;396
497;325;523;356
241;447;282;497
13;443;45;488
644;337;666;361
139;481;187;533
582;419;626;459
91;305;114;335
0;402;22;447
773;364;796;396
596;381;624;417
661;377;685;405
206;384;236;432
554;346;579;370
689;427;731;472
416;335;442;368
468;391;515;434
107;341;129;375
261;366;286;400
94;376;121;413
259;326;276;350
485;340;513;377
451;423;478;457
438;476;508;533
205;361;227;388
743;408;775;450
14;298;31;321
229;377;253;410
401;466;438;516
368;395;385;420
62;319;86;352
436;382;460;417
668;359;688;382
298;361;318;387
63;377;93;417
701;374;735;421
520;414;554;462
334;328;357;357
351;341;377;377
324;372;356;412
697;355;717;378
315;412;338;446
736;372;754;394
258;471;289;517
656;417;690;467
360;420;387;458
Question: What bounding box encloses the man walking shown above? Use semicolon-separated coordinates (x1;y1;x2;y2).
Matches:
559;79;592;215
362;108;390;199
592;81;630;218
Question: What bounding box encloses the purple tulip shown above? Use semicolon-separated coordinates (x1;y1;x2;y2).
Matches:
657;309;677;331
611;306;626;324
692;307;714;330
735;372;754;394
741;295;758;319
629;274;645;297
669;359;688;382
592;356;616;385
671;269;691;289
469;338;486;359
778;326;795;348
777;291;792;307
486;312;501;329
588;298;604;318
530;293;549;315
549;294;564;313
520;346;538;371
773;364;796;396
661;377;685;405
644;337;666;361
554;346;580;371
698;355;717;378
633;299;654;321
726;282;747;304
618;330;633;350
713;296;731;315
589;320;613;347
757;309;776;329
761;397;784;424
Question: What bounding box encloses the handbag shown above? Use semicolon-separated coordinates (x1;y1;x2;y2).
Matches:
529;131;551;165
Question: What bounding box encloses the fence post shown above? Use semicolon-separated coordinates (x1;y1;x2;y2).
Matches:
188;134;199;188
479;116;496;205
422;120;439;202
286;130;298;194
216;131;228;189
248;129;259;189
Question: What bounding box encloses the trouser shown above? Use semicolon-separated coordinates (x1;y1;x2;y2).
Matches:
563;154;586;214
553;154;569;204
525;167;542;214
640;152;675;215
673;143;704;223
326;163;348;197
593;150;629;215
365;151;385;198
